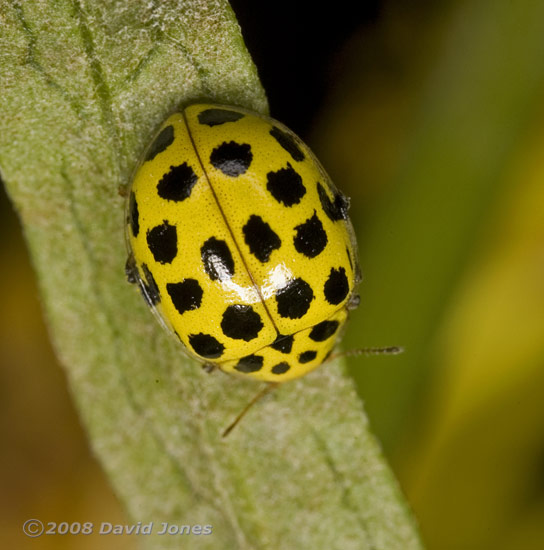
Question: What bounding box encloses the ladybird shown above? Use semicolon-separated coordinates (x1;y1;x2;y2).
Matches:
125;103;361;386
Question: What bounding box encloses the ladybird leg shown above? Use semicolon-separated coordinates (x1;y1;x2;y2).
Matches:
125;254;139;284
202;362;216;374
346;293;360;310
222;382;279;438
118;183;129;198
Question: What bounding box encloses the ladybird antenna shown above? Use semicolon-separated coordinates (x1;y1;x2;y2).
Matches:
222;383;278;438
327;346;404;362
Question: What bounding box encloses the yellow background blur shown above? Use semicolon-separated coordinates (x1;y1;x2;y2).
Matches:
2;1;544;549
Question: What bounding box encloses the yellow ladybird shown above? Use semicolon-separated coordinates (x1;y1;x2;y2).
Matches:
125;104;361;383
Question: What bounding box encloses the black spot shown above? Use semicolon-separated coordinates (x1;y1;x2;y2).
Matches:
146;221;177;264
243;215;281;263
140;263;161;305
129;192;139;237
157;163;198;202
270;334;294;354
198;108;245;126
210;141;252;177
167;279;203;314
234;354;264;373
221;304;263;341
324;267;349;305
275;278;314;319
189;333;224;359
317;182;349;221
309;320;340;342
146;125;175;161
294;211;328;258
201;237;235;281
270;126;305;162
267;163;306;206
271;361;290;375
298;350;317;363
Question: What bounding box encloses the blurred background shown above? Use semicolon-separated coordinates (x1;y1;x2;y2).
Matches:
2;0;544;548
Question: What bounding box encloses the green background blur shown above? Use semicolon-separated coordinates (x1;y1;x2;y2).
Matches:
2;1;544;548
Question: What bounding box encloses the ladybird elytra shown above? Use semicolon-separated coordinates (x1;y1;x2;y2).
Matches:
126;103;360;383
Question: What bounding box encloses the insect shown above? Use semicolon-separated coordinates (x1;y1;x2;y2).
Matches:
125;103;398;435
